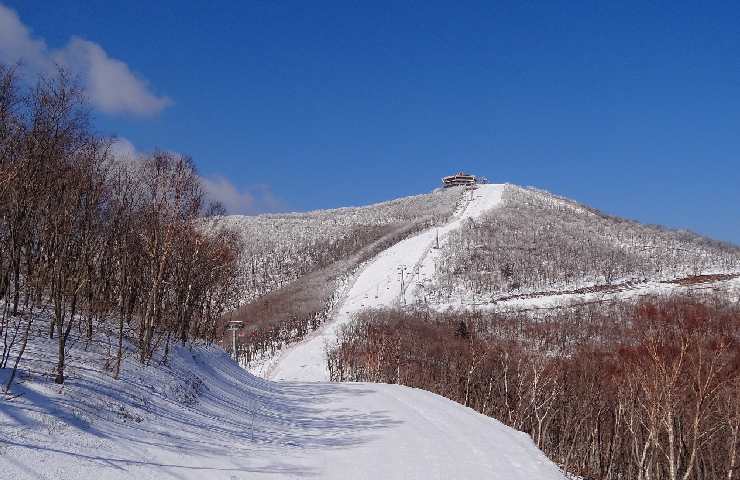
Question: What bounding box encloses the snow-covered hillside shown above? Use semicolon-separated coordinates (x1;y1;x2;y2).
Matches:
415;185;740;311
0;322;565;480
269;184;505;381
266;183;740;382
222;188;462;303
226;187;464;376
6;181;737;479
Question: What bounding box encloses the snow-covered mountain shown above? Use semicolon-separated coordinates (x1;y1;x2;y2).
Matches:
4;182;737;480
234;183;739;379
252;183;739;480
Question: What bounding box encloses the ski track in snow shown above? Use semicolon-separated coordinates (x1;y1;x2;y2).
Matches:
0;338;565;479
268;184;506;382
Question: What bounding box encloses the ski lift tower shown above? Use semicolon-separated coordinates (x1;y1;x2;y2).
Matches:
397;264;408;305
226;319;244;360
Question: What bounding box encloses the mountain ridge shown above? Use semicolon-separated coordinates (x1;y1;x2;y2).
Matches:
228;183;740;377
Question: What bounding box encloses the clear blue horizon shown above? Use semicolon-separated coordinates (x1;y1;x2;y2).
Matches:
2;1;739;244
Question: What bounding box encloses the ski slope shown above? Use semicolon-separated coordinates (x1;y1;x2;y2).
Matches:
269;184;505;382
0;333;565;480
1;184;567;479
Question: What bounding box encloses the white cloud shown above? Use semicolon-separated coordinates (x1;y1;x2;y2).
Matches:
200;175;286;215
112;137;283;215
0;4;46;68
54;38;172;115
110;137;142;165
0;3;171;116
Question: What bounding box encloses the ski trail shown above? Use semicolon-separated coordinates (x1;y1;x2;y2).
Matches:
269;184;506;382
0;340;565;480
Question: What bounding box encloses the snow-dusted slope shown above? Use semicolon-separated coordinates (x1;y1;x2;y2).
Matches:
422;185;740;310
0;331;564;480
269;184;505;382
222;188;461;304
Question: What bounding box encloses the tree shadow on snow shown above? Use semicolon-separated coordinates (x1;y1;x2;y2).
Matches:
1;350;404;478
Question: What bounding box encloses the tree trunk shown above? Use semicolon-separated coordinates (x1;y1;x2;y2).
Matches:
4;308;33;392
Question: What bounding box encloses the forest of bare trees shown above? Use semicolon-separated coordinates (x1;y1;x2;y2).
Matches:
225;190;462;369
224;187;461;303
232;218;457;369
0;65;243;389
428;186;740;303
329;296;740;480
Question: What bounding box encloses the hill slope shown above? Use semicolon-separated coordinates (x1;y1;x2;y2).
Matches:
4;182;737;479
415;185;740;311
0;322;564;480
266;183;740;382
222;187;464;374
269;184;505;381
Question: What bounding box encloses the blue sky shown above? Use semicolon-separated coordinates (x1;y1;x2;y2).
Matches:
2;1;739;243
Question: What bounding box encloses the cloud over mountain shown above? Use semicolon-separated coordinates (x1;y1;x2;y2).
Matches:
200;176;286;215
111;138;283;215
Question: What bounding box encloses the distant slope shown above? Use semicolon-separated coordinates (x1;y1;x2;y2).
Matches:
0;321;565;480
248;183;740;377
223;187;464;373
269;184;505;381
416;185;740;310
223;188;462;303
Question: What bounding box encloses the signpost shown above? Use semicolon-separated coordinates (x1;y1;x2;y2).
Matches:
226;319;244;360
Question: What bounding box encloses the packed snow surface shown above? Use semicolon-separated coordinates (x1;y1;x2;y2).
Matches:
0;334;564;479
268;184;506;382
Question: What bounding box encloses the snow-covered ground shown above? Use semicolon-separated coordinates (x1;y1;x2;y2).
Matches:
268;184;506;382
0;327;564;479
432;274;740;314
